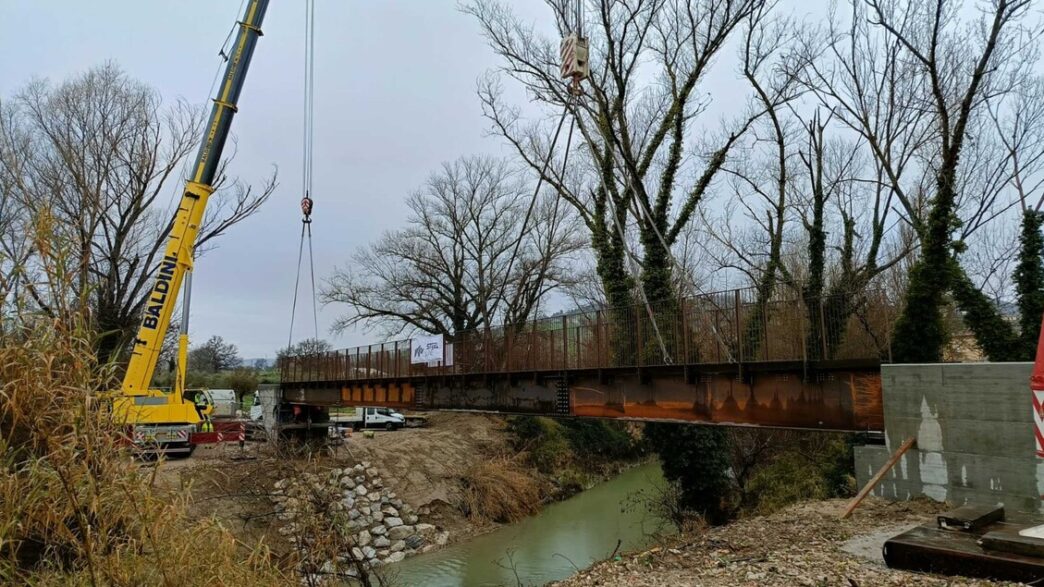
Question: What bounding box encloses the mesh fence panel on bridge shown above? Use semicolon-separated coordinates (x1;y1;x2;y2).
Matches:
280;287;897;383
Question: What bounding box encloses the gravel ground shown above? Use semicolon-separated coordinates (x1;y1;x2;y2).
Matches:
553;497;1019;587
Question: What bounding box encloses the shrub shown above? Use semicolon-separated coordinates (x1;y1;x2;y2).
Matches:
507;416;644;476
561;419;643;461
645;423;732;525
225;367;260;402
458;458;545;523
506;416;571;474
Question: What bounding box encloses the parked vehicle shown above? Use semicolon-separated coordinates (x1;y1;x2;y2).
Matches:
343;407;405;431
205;389;238;418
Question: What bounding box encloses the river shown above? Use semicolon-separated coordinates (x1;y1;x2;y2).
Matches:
393;461;669;586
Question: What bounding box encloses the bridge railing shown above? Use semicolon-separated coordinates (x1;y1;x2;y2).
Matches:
280;287;896;384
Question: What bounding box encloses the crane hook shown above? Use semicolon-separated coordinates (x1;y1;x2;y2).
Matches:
301;193;314;223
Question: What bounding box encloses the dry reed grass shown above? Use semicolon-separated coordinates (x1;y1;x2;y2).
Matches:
458;457;546;523
0;217;288;585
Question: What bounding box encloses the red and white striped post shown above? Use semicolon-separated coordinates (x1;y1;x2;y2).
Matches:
1033;314;1044;460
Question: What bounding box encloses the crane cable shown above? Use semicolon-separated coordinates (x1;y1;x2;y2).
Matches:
566;0;733;364
496;106;574;328
496;2;583;334
288;0;319;351
563;0;673;363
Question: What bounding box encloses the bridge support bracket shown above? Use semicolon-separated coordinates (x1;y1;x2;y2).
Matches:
637;366;650;385
684;365;696;385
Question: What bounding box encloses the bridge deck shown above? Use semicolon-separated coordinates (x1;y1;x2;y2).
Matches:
281;288;892;431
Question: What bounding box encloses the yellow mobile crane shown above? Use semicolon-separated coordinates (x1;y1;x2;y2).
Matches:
112;0;269;454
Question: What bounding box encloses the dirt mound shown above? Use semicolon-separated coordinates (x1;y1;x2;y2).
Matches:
341;412;508;509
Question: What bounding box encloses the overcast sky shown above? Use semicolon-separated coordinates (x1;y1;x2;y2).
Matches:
0;1;831;358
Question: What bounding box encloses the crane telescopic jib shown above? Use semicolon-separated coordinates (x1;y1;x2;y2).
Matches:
112;0;270;453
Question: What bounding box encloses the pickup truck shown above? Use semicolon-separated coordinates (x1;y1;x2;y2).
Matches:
341;407;406;431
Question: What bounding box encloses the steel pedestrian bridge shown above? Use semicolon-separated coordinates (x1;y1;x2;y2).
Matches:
280;288;893;432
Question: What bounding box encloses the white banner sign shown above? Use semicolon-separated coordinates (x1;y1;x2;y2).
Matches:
429;343;453;368
411;334;444;364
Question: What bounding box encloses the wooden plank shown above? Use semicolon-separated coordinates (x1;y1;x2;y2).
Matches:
840;437;916;519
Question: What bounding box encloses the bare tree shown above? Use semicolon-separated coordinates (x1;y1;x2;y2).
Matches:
188;335;241;373
467;0;779;314
860;0;1035;362
0;63;276;363
987;75;1044;353
278;338;334;360
795;0;1037;361
323;155;582;337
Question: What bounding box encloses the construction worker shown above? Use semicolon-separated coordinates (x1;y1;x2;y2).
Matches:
194;392;214;432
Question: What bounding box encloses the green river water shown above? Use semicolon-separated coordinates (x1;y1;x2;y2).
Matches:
393;461;668;587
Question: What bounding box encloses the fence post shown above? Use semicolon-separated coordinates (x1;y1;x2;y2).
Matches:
636;306;643;368
575;325;581;369
530;321;537;371
550;328;556;371
485;328;492;373
819;297;829;361
562;314;569;370
680;297;689;364
506;325;512;372
595;310;603;369
763;297;770;362
735;289;743;364
798;293;808;365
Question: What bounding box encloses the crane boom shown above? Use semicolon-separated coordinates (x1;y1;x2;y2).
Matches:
122;0;269;396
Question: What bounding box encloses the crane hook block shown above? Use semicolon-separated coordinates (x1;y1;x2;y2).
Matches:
301;195;314;220
560;34;590;80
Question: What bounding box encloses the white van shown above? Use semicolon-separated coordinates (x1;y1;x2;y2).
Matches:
348;407;406;430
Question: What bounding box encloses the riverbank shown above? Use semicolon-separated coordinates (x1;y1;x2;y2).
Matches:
166;411;645;569
553;497;1016;586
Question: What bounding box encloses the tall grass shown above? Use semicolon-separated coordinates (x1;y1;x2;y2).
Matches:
0;214;287;585
458;458;545;523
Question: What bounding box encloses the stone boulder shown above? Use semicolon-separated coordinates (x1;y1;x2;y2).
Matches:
387;525;414;541
356;530;372;546
386;551;406;563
